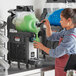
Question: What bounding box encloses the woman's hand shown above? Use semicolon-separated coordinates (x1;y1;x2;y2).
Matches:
41;19;52;37
33;41;44;50
41;19;51;29
33;41;50;54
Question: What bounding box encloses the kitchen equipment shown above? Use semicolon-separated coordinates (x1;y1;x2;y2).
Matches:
12;6;40;42
7;6;41;69
0;20;9;76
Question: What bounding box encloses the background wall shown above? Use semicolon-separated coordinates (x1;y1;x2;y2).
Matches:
0;0;46;21
0;0;76;21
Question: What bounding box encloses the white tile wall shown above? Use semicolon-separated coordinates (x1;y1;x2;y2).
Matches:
0;0;76;21
0;0;46;21
0;0;33;21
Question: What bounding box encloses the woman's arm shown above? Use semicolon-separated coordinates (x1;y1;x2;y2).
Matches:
42;19;52;37
33;35;75;58
42;19;65;41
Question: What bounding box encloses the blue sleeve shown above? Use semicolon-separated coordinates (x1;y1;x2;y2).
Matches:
49;35;75;58
47;29;65;41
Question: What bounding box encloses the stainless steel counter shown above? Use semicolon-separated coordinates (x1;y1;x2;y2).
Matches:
8;66;54;76
7;62;55;76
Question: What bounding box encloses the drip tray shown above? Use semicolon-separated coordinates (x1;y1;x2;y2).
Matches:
28;58;55;67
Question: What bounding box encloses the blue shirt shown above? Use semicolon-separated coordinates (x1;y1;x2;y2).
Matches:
47;28;76;58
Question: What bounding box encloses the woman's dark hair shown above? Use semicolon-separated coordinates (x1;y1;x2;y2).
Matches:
61;8;76;24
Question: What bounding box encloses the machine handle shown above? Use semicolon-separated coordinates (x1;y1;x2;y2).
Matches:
0;21;7;29
36;20;46;27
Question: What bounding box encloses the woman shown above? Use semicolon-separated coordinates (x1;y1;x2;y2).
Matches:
33;8;76;76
